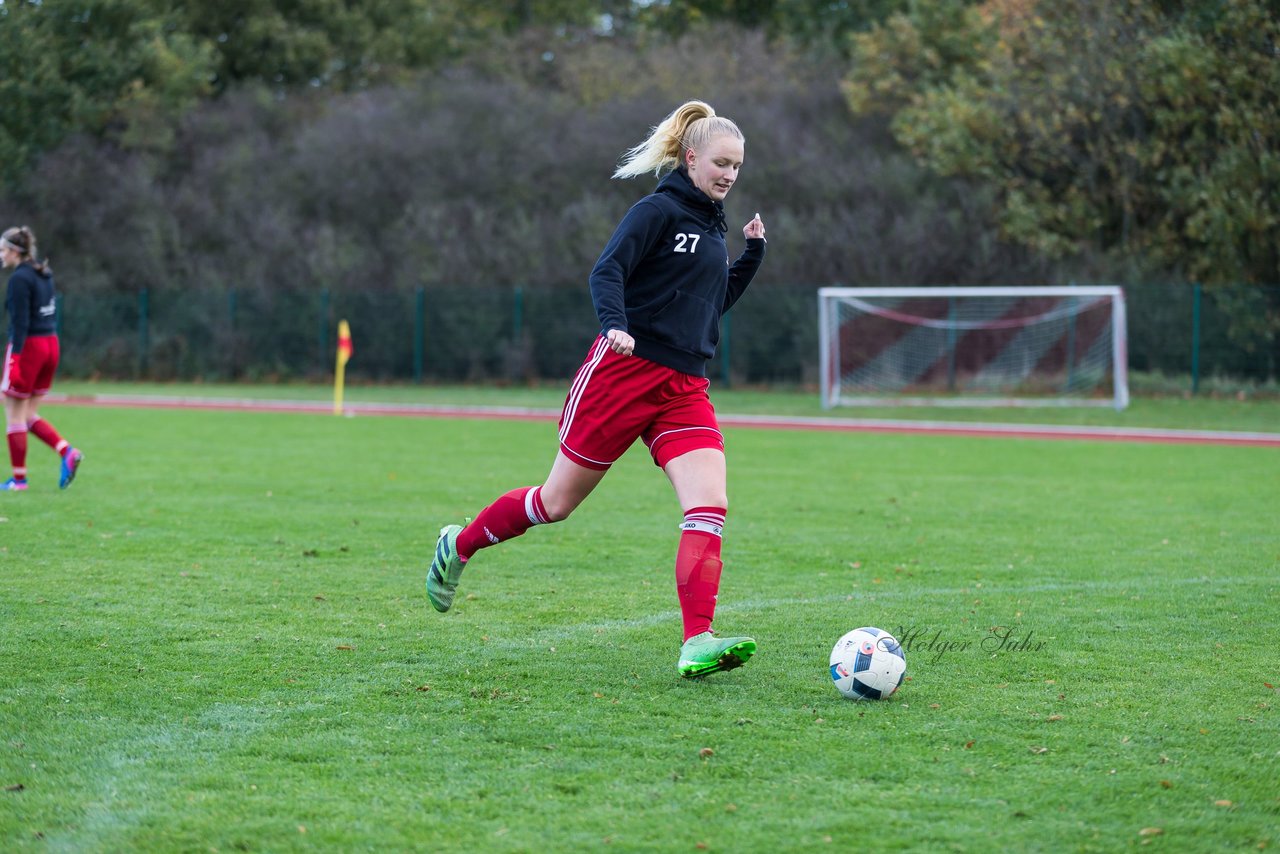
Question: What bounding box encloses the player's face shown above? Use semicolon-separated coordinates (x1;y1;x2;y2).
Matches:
0;245;14;268
687;134;744;202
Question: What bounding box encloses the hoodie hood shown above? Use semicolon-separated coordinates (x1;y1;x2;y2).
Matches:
655;167;728;236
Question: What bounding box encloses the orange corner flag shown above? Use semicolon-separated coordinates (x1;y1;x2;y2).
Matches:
337;320;353;366
334;320;353;414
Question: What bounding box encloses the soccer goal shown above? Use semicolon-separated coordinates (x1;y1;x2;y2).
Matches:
818;286;1129;410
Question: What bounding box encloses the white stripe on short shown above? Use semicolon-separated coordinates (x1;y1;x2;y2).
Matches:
559;337;610;445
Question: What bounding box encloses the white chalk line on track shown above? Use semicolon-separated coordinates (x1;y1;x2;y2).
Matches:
46;392;1280;447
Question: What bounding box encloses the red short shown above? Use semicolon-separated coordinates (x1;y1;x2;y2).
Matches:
3;336;60;399
558;337;724;471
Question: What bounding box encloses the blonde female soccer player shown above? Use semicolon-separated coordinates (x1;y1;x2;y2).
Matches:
427;101;766;678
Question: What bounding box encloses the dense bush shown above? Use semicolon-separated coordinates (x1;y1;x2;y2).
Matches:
3;25;1272;386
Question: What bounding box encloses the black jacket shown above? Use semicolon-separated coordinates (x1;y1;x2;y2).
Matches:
5;263;57;354
588;167;765;376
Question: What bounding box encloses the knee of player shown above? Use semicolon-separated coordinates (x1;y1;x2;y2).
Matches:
539;496;576;523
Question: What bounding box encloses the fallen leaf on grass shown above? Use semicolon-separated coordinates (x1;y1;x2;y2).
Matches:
5;783;23;792
1139;827;1163;837
963;740;975;749
699;748;714;758
1214;800;1233;808
1046;714;1063;722
335;645;354;651
1028;746;1049;754
1160;780;1172;789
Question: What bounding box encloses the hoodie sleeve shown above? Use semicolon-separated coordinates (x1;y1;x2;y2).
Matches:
5;271;30;355
723;237;766;313
588;198;668;336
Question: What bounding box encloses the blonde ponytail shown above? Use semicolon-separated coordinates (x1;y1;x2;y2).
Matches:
613;100;744;179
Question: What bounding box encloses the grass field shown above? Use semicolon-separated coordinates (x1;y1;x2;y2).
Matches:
2;388;1278;851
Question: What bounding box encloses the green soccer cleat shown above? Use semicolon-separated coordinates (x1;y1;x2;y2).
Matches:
426;524;466;612
678;631;757;678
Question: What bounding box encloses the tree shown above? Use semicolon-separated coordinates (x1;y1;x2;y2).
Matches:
843;0;1280;355
0;0;213;188
0;0;614;191
631;0;931;48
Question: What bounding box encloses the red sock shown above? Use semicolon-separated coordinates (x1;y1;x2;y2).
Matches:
675;507;727;641
7;426;28;481
27;417;67;455
456;486;550;560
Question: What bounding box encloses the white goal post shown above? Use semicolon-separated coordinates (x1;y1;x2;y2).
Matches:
819;286;1129;410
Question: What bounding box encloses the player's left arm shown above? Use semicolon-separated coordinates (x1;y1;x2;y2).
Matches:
724;213;766;312
6;275;30;354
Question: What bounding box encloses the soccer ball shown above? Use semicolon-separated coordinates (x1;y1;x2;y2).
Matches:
829;627;906;700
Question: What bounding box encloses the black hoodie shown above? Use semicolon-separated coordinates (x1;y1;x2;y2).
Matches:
588;167;766;376
5;262;57;354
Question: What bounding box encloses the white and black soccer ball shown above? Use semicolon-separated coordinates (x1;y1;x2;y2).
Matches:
829;627;906;700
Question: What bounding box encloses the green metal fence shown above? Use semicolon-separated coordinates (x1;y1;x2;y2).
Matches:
49;283;1279;390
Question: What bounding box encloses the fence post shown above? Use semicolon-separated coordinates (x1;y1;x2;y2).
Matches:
318;288;331;372
1191;283;1201;395
414;286;425;384
946;294;958;391
720;311;731;387
227;289;238;379
138;288;150;378
1064;294;1078;392
513;285;524;340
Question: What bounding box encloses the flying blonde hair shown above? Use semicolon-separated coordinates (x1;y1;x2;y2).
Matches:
613;100;744;179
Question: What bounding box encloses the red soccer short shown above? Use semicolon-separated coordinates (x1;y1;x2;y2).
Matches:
558;336;724;471
2;335;60;400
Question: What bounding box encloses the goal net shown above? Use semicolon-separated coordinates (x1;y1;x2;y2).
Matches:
819;287;1129;409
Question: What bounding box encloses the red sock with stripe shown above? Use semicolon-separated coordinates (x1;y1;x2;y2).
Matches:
7;425;28;483
456;486;550;560
675;507;726;641
27;417;68;455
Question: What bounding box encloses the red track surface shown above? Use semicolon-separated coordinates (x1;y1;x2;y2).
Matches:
48;393;1280;448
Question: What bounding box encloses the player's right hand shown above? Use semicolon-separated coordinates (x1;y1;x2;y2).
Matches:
605;329;635;356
